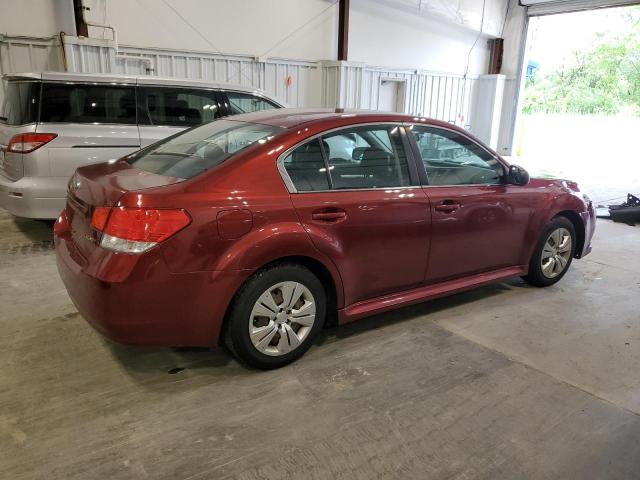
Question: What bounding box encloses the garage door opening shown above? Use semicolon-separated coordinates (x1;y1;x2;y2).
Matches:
513;4;640;204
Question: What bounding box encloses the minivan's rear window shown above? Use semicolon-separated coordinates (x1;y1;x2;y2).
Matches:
40;83;136;124
126;119;282;179
1;81;40;125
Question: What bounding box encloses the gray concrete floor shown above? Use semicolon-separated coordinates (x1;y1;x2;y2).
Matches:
1;209;639;479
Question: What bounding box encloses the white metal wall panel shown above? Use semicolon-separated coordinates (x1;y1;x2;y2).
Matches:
356;67;477;127
0;35;64;107
524;0;640;16
63;39;322;108
2;35;483;134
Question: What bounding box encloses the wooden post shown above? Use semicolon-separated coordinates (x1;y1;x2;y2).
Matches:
488;38;504;75
73;0;89;37
338;0;349;61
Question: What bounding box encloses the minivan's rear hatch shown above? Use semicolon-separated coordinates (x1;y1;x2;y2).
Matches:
66;160;184;258
0;78;41;180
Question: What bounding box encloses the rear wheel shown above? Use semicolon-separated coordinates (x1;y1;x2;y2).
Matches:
224;264;326;369
523;216;576;287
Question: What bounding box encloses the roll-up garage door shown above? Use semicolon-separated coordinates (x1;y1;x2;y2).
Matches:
522;0;640;16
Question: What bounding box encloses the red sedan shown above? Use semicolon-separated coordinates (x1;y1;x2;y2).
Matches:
54;109;596;369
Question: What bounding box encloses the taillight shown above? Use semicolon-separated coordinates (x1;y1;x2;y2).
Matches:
91;207;191;254
7;133;58;153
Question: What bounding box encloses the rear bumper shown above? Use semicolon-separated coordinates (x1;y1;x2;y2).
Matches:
54;211;249;347
0;174;67;219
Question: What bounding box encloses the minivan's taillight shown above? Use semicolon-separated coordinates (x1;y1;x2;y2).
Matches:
7;133;57;153
91;207;191;254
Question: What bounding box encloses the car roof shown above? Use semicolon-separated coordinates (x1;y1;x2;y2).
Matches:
3;71;271;97
229;108;462;130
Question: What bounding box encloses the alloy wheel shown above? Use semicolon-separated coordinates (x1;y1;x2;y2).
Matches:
248;281;316;356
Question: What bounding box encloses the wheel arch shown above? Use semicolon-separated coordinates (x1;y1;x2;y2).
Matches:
218;254;342;346
553;210;585;258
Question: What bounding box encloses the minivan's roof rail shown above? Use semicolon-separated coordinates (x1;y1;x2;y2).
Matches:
2;71;269;96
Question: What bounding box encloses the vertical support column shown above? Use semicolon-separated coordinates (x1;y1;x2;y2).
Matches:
338;0;349;61
488;38;504;75
72;0;88;37
469;74;506;150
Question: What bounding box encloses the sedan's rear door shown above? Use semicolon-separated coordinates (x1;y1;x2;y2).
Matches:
283;124;432;306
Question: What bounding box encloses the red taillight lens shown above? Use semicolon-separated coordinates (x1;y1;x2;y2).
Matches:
90;207;111;231
90;207;190;253
7;133;58;153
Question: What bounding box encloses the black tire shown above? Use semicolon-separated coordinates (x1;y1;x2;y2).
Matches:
522;216;576;287
224;263;326;369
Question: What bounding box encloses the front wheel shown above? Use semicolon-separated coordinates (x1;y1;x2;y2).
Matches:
224;264;326;369
522;216;576;287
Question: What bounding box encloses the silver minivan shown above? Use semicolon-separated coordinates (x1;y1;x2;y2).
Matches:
0;71;282;219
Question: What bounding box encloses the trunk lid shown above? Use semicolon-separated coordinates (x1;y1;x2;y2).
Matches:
67;160;184;258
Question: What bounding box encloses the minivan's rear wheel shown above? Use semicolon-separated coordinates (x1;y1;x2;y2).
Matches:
225;264;326;369
523;216;576;287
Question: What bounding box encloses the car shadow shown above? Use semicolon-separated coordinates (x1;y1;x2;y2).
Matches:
314;278;529;346
12;216;54;243
103;277;527;381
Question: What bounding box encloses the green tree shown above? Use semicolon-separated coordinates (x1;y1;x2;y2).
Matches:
524;11;640;115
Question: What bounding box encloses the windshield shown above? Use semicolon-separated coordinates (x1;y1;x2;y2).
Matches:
1;81;40;125
126;120;282;179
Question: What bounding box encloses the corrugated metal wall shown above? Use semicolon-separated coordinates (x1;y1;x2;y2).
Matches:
2;35;487;142
0;35;64;107
320;62;478;129
61;37;322;108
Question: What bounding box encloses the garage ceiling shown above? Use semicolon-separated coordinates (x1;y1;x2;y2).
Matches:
521;0;640;16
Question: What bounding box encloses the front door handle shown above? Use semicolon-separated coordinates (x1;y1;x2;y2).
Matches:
434;200;461;213
311;208;347;223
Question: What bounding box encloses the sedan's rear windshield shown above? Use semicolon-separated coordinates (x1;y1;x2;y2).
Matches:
126;120;282;179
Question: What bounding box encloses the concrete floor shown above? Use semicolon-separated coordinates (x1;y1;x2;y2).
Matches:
1;209;639;479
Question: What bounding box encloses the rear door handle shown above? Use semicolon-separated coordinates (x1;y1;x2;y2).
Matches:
434;200;461;213
311;209;347;223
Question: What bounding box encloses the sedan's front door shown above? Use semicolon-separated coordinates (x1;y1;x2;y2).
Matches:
283;125;431;306
408;125;534;283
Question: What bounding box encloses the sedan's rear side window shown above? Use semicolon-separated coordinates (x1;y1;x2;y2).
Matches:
127;119;282;179
40;83;136;124
283;125;411;192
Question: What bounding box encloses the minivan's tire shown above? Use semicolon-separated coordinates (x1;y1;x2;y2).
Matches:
224;264;326;369
523;216;576;287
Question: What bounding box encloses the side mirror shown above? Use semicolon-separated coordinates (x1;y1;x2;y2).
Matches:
508;164;530;186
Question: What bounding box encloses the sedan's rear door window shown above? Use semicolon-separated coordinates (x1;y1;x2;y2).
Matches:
323;125;411;189
282;139;331;192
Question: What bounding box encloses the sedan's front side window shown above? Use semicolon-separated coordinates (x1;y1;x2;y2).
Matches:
411;126;504;186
